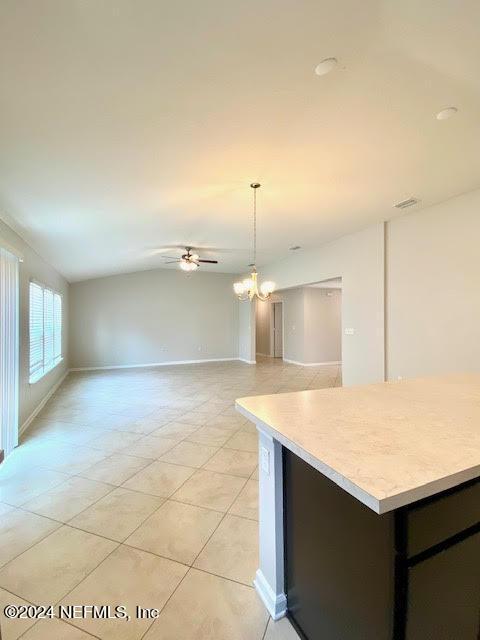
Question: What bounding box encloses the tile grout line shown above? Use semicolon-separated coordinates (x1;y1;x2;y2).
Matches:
0;519;63;572
137;566;194;640
261;616;271;640
2;360;339;639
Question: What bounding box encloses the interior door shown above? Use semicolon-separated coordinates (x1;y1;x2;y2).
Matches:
273;302;283;358
0;246;20;459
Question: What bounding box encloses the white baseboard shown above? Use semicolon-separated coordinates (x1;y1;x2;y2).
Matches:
70;357;239;372
238;358;256;364
253;570;287;621
256;352;272;357
283;358;342;367
20;369;70;436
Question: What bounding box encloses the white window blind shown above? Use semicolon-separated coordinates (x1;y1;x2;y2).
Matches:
29;282;63;382
29;282;44;379
43;288;54;370
54;293;62;361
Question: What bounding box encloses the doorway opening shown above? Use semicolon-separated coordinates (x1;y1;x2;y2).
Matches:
255;297;283;359
264;278;342;369
272;302;283;358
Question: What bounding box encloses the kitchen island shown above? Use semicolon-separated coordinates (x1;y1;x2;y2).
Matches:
236;375;480;640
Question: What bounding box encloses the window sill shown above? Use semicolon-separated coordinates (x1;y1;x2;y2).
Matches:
29;357;64;385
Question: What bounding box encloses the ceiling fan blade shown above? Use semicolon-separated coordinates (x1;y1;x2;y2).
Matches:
154;245;190;252
161;255;181;260
198;259;218;264
184;246;239;254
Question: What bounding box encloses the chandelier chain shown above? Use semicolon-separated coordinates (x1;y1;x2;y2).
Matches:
233;182;274;301
253;186;257;267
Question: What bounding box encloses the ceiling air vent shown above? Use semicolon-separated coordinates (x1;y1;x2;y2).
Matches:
394;197;420;210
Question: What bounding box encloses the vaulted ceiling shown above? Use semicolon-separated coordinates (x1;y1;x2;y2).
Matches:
1;0;479;281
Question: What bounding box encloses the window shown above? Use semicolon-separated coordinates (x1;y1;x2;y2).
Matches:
29;281;63;382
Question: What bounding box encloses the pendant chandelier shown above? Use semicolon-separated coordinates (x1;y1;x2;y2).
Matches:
233;183;275;301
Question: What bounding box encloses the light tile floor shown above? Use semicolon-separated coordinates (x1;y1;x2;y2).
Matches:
0;356;341;639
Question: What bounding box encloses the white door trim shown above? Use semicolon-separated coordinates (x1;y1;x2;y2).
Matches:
0;247;20;457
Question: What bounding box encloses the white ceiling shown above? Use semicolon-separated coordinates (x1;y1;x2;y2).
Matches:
1;0;479;282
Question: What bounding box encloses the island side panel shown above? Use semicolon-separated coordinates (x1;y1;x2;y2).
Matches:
283;448;396;640
253;427;287;619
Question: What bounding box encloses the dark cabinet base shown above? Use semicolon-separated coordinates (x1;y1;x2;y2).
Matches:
283;448;480;640
406;533;480;640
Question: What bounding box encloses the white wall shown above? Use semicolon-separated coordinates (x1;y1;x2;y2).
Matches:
256;188;480;384
387;189;480;380
281;288;306;363
304;288;342;364
238;300;256;363
0;219;69;426
277;287;341;364
69;268;238;369
260;223;385;385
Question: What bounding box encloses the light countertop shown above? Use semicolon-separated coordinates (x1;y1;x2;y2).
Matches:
236;374;480;513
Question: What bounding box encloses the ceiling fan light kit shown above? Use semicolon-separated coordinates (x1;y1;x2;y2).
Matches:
180;260;198;271
234;183;276;302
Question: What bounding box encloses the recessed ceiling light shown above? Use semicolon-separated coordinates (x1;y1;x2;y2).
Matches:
314;58;338;76
289;245;301;251
436;107;458;120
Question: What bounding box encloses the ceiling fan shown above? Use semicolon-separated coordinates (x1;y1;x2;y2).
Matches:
162;246;218;271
